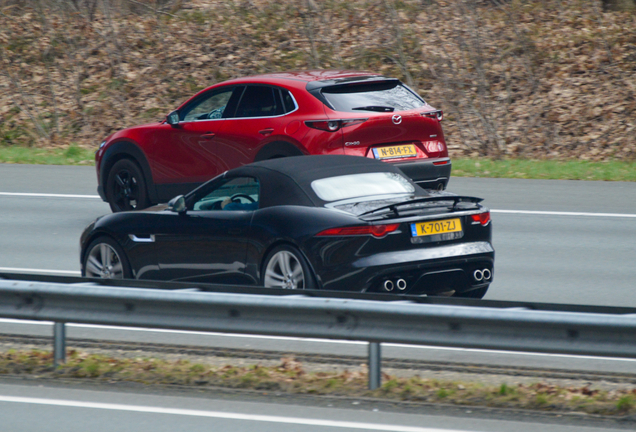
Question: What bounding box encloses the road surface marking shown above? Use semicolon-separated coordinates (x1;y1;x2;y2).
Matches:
1;192;636;218
0;267;80;275
0;192;101;199
491;209;636;218
0;395;471;432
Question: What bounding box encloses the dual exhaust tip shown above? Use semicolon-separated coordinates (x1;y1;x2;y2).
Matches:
473;268;492;282
383;278;407;292
383;268;490;292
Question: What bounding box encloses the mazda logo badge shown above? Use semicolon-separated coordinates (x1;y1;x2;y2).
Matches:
392;115;402;125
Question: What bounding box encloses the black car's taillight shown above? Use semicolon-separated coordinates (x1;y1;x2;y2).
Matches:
305;118;367;132
316;223;399;238
471;212;491;226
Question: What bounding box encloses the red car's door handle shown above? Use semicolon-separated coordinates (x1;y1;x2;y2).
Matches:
258;128;274;136
200;132;215;139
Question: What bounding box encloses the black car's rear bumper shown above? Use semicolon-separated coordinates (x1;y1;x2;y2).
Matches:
318;241;494;295
391;157;452;190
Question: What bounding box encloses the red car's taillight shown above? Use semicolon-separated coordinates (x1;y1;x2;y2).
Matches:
421;110;443;121
471;212;491;226
305;118;367;132
316;223;400;238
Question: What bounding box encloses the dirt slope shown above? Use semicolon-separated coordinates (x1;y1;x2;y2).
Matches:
0;0;634;160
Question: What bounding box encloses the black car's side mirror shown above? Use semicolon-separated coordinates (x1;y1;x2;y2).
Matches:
166;111;180;126
168;195;187;213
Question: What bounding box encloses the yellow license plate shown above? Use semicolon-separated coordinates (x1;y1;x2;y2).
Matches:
411;218;462;237
372;144;417;160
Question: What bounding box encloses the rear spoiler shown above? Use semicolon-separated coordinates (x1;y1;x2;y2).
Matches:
359;196;483;217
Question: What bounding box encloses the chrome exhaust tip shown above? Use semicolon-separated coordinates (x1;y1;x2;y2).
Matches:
396;279;407;291
383;280;394;292
483;269;492;281
473;269;484;281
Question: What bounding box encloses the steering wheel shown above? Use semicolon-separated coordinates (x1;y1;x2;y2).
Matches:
208;106;225;119
230;193;255;203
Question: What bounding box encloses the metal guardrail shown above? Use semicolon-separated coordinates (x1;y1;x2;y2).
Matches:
2;279;636;389
3;271;636;314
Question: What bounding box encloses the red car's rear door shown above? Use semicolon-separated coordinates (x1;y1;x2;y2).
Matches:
215;85;295;168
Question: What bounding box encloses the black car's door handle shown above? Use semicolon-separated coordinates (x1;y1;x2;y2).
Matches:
200;132;215;139
228;228;242;235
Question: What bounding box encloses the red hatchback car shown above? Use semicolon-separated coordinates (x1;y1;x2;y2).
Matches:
96;70;451;212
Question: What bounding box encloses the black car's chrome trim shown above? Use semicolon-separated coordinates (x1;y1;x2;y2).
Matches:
129;234;155;243
352;241;494;268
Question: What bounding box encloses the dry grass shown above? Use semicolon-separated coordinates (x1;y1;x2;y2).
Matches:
0;0;634;161
2;348;636;416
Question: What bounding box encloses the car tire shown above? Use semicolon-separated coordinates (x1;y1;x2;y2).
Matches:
454;285;489;299
82;236;132;279
262;245;315;290
106;159;150;212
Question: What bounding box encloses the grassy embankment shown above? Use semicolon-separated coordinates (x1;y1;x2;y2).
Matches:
1;349;635;416
1;146;635;182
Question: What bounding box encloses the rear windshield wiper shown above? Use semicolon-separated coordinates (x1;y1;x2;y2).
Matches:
351;105;395;112
359;196;483;217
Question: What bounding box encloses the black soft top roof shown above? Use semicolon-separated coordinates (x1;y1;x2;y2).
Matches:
227;155;423;208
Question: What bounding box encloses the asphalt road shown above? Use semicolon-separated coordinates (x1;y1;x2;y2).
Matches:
1;163;635;306
0;380;631;432
1;163;636;430
1;164;636;373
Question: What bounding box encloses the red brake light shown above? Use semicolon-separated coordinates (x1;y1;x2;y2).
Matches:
316;223;400;238
421;110;443;121
305;118;367;132
471;212;491;226
305;120;341;132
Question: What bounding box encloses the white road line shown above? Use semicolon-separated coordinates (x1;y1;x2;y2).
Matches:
0;267;80;275
491;209;636;218
0;396;470;432
0;192;100;199
2;191;636;218
1;318;634;363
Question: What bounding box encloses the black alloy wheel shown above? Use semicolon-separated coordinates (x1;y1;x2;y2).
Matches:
262;245;315;290
106;159;150;212
83;236;132;279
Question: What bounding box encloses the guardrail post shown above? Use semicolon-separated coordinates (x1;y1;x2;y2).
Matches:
368;342;381;390
53;322;66;367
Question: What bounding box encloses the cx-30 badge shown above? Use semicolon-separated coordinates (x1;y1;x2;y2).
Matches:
392;114;402;125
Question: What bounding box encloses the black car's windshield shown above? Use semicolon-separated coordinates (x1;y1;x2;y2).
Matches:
321;81;425;113
311;172;414;202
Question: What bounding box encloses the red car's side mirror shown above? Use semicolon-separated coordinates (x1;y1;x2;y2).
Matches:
166;111;180;126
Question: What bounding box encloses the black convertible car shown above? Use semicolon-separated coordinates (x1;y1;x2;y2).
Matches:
80;155;494;298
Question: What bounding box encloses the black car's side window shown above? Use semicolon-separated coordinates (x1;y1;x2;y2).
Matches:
180;87;235;122
192;177;260;211
234;86;285;118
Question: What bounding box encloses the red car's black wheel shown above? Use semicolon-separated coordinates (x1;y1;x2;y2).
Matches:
106;159;150;212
